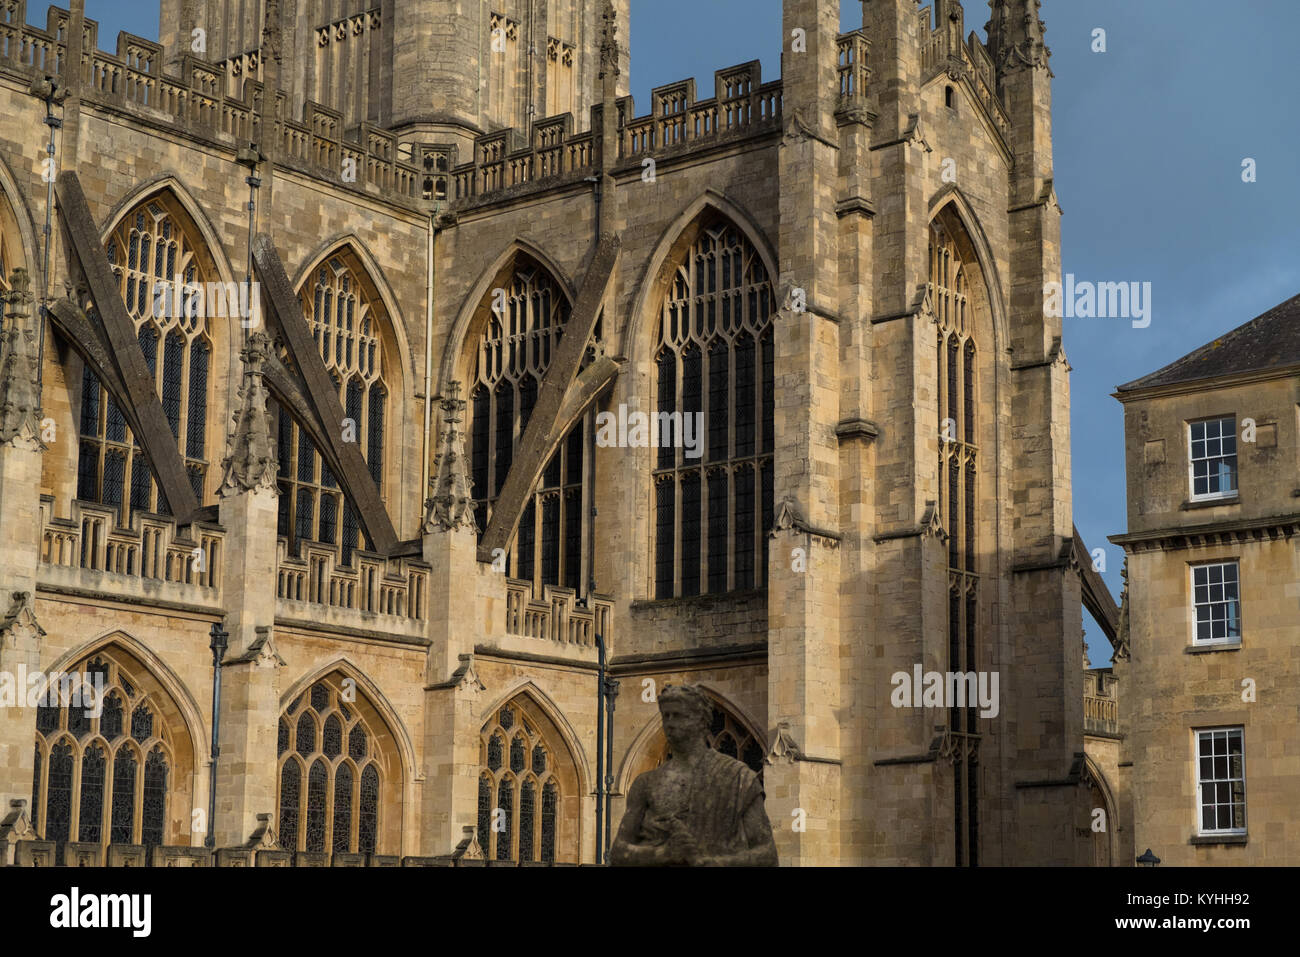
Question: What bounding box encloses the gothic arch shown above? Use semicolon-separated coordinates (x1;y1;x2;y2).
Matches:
927;185;1009;355
0;152;40;288
477;679;590;794
621;188;779;364
438;237;577;396
475;681;587;863
278;657;419;788
290;234;414;392
32;631;204;848
615;684;766;793
98;175;240;354
1084;754;1119;866
40;629;207;769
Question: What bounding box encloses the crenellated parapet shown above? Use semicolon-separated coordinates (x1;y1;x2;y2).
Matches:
0;3;422;205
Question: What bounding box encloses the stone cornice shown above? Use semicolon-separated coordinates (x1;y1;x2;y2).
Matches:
1108;514;1300;553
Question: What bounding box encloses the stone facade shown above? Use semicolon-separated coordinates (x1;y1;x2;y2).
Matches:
1110;295;1300;865
0;0;1110;866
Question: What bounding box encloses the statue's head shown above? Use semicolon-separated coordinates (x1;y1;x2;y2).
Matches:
658;684;712;752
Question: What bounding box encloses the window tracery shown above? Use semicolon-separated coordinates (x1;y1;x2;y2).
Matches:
276;679;386;855
79;195;213;519
468;261;592;594
31;652;178;853
277;252;388;565
653;219;775;598
476;701;564;863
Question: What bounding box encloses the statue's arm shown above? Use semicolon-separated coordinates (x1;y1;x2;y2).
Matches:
609;775;666;866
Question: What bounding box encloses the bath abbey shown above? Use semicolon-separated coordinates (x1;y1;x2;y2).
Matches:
0;0;1132;867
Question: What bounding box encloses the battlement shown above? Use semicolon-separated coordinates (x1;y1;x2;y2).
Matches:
0;3;422;207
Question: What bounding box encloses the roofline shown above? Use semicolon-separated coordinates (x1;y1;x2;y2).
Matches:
1112;362;1300;403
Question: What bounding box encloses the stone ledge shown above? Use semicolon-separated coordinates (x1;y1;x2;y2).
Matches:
1190;833;1248;847
1184;641;1243;655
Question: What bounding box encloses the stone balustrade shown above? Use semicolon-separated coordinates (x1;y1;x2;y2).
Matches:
504;578;612;648
275;537;429;623
39;496;222;590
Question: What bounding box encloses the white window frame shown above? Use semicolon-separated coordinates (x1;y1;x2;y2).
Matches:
1189;560;1242;646
1187;416;1238;501
1195;727;1247;837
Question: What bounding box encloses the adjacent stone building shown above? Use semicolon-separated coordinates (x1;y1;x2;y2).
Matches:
1109;293;1300;866
0;0;1117;866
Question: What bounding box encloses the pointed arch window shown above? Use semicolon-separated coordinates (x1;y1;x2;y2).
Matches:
31;652;181;852
654;219;776;598
275;253;389;566
929;213;983;867
467;260;593;595
276;679;391;857
79;196;215;520
476;700;572;863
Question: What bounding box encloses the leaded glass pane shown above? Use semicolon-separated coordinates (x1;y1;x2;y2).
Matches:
519;780;536;863
323;714;342;758
78;744;106;843
44;741;74;845
531;745;546;776
359;765;379;855
142;748;167;848
477;775;492;856
333;763;353;854
487;732;503;772
500;706;514;730
296;712;315;757
510;734;526;774
495;778;513;860
305;760;328;853
279;760;300;852
348;726;367;761
277;718;289;756
130;704;153;742
541;781;557;865
36;700;59;735
110;748;137;843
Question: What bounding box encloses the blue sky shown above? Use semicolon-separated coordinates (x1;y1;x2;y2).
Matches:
43;2;1300;665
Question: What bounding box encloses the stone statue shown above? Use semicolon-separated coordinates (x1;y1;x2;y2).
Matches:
610;685;778;866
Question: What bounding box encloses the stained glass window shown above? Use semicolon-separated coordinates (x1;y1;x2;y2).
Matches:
78;744;106;843
654;219;774;598
45;741;74;845
467;260;593;594
277;677;389;857
495;778;513;861
332;763;353;854
142;748;168;848
348;726;367;761
541;781;558;864
305;759;328;853
519;780;536;863
102;693;123;741
323;714;342;758
276;253;388;560
359;765;379;855
277;718;289;756
478;697;568;863
477;774;492;854
279;759;301;852
78;193;213;521
32;652;180;848
130;704;153;742
296;712;315;756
